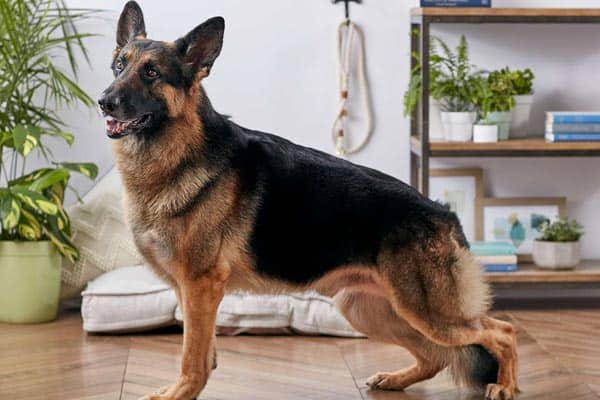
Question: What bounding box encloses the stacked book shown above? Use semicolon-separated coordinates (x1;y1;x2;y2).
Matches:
546;112;600;142
470;242;517;272
421;0;491;7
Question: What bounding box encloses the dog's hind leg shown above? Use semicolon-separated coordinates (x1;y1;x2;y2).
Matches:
378;240;518;400
334;289;448;391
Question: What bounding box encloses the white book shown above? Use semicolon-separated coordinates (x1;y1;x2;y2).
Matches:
474;255;518;265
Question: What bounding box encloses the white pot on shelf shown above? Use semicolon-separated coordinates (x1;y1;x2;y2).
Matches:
473;124;499;143
532;240;581;270
441;111;476;142
510;94;534;138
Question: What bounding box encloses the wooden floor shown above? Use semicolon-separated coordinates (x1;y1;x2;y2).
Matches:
1;309;599;400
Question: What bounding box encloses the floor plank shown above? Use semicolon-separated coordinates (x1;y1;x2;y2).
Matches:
1;309;599;400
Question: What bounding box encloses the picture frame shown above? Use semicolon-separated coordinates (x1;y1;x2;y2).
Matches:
481;197;567;262
430;168;484;242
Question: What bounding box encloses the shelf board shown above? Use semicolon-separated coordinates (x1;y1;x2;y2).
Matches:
411;8;600;17
485;260;600;283
410;8;600;23
410;136;600;157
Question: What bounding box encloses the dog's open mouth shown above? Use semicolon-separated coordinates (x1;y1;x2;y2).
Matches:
105;114;152;138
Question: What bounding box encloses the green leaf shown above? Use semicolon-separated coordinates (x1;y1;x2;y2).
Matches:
18;208;43;240
29;169;70;191
12;125;41;156
1;194;21;230
58;162;98;179
46;130;75;145
10;187;58;215
43;215;80;263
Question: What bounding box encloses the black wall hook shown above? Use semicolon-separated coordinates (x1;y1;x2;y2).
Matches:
332;0;362;21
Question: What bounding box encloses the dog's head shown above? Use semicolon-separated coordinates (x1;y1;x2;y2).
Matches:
99;1;224;139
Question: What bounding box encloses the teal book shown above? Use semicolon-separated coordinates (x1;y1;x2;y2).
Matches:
470;241;516;256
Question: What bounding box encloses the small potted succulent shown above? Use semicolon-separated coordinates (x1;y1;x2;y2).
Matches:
533;218;583;270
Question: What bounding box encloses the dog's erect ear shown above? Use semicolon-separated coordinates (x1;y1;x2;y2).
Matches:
175;17;225;79
116;1;146;47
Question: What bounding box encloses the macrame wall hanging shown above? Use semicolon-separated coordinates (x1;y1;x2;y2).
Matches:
331;0;374;156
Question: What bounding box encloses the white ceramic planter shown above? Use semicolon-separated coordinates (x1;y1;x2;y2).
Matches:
510;94;534;138
441;112;476;142
473;124;499;143
532;240;581;270
429;97;444;141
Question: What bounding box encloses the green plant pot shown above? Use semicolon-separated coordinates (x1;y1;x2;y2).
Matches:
0;241;62;323
487;111;513;141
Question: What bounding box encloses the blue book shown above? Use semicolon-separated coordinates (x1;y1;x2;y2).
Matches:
484;264;518;273
470;241;515;256
550;124;600;133
421;0;491;7
546;133;600;142
547;112;600;124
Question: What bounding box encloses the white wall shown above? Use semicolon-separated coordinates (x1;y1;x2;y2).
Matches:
56;0;600;257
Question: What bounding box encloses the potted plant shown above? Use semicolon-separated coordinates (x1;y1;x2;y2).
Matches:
0;0;98;323
471;78;498;143
474;70;516;141
533;218;583;270
431;35;481;142
504;67;535;138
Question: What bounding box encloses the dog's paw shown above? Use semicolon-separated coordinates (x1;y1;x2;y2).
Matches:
485;383;516;400
138;386;172;400
366;372;405;391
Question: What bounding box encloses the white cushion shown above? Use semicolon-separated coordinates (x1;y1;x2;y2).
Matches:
81;266;177;332
174;292;363;337
83;266;363;337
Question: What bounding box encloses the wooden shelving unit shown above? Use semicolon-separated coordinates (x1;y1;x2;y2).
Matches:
408;8;600;285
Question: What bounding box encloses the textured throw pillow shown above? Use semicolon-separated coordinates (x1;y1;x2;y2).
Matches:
61;168;143;299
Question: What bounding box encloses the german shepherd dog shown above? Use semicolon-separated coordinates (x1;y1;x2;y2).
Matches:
99;2;518;399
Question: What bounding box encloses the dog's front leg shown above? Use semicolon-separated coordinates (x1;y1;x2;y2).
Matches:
143;265;228;400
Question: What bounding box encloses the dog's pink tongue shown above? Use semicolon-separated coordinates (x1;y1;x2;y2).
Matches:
106;119;126;135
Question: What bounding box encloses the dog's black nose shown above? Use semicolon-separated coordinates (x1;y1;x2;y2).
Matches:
98;94;120;113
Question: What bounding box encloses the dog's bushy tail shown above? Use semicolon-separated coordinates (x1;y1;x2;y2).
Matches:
448;345;498;390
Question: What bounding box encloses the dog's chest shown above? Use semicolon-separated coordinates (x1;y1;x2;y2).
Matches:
123;195;176;269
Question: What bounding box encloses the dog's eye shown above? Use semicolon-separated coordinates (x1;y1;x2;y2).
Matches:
115;61;124;72
146;67;159;79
